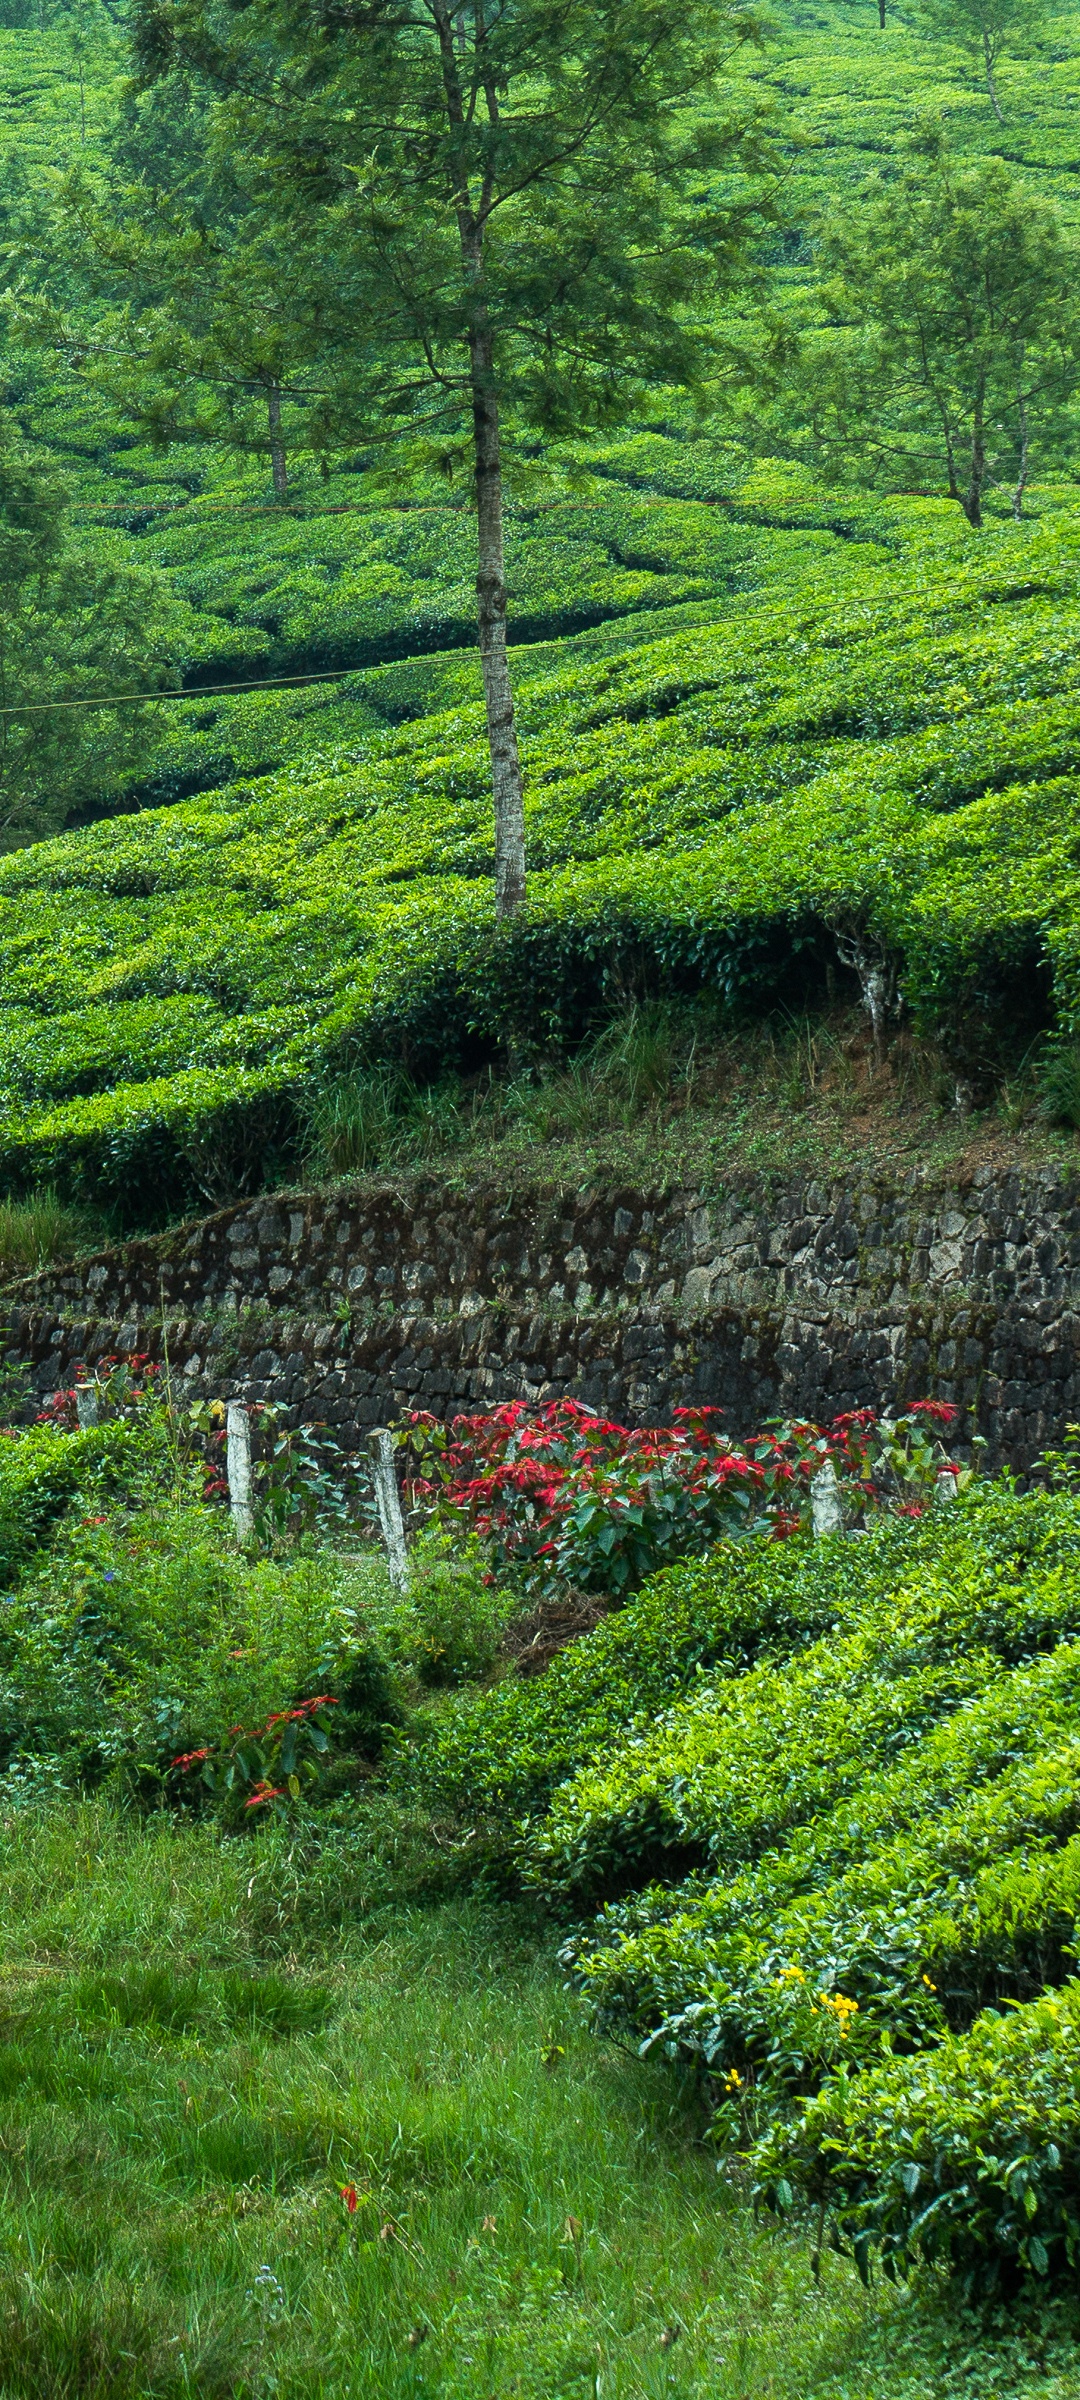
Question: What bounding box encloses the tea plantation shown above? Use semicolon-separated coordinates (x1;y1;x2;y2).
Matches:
4;477;1080;1211
1;1;1080;2392
0;4;1078;1211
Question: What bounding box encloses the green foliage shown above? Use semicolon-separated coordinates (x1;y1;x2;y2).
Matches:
131;0;771;447
170;1693;340;1825
0;10;1077;1211
397;1540;516;1690
23;63;343;496
0;1427;402;1794
0;1416;160;1586
0;1184;91;1277
762;1980;1080;2295
406;1492;1047;1825
808;136;1079;523
0;1401;521;1806
344;1525;516;1690
3;489;1080;1210
914;0;1047;119
1038;1038;1080;1127
0;414;177;844
477;1481;1080;2290
301;1064;433;1181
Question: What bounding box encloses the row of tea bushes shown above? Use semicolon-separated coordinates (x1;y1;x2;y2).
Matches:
413;1482;1080;2292
2;493;1080;1209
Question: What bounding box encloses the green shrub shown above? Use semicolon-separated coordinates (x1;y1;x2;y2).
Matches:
0;1419;162;1587
399;1544;516;1689
510;1483;1080;2292
407;1485;1080;1832
759;1980;1080;2296
560;1643;1080;2063
355;1531;516;1689
0;1499;401;1794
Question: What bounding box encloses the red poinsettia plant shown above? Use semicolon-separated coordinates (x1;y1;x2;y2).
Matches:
402;1398;966;1598
169;1694;337;1820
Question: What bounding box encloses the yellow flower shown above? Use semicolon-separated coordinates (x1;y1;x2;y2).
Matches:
816;1991;859;2038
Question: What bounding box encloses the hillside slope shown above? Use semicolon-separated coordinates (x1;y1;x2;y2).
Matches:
0;7;1078;1215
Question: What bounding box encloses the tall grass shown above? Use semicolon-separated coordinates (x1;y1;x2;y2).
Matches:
301;1002;1068;1199
1039;1041;1080;1132
0;1187;90;1282
0;1797;891;2400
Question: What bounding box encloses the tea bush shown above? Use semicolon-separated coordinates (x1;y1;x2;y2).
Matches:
759;1981;1080;2296
403;1471;1080;2291
495;1482;1080;2292
527;1508;1080;1895
3;495;1080;1210
408;1482;1080;1825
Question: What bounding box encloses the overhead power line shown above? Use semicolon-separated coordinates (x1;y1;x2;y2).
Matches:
0;663;385;717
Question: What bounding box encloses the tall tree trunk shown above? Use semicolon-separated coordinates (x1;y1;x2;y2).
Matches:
432;0;526;917
965;377;986;527
877;0;886;27
469;316;526;919
267;382;288;503
983;30;1004;121
1012;390;1029;519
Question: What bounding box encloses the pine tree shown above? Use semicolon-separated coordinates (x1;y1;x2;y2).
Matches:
129;0;774;915
0;418;175;844
915;0;1045;121
799;136;1079;526
21;73;333;505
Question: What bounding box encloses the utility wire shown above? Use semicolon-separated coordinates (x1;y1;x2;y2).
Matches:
71;493;599;521
72;496;463;520
0;663;385;716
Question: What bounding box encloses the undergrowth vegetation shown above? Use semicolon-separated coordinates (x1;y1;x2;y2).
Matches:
0;1367;1078;2381
0;1805;899;2400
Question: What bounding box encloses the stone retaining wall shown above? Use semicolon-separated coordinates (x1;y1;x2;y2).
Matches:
4;1164;1079;1470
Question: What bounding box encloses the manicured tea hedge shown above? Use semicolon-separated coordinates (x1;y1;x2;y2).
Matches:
2;493;1080;1209
758;1979;1080;2293
496;1480;1080;2292
410;1485;1080;1829
412;1475;1080;2290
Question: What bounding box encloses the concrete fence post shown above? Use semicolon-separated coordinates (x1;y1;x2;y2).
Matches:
74;1383;99;1431
226;1400;255;1545
811;1453;844;1537
370;1427;409;1590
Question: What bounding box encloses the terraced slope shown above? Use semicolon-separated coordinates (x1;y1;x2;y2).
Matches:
0;7;1078;1215
1;474;1077;1211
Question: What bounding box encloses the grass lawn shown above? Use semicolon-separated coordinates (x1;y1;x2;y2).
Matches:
0;1801;1077;2400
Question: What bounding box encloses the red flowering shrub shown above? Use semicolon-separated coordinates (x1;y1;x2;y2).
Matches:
37;1353;163;1431
404;1399;966;1598
170;1693;337;1822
